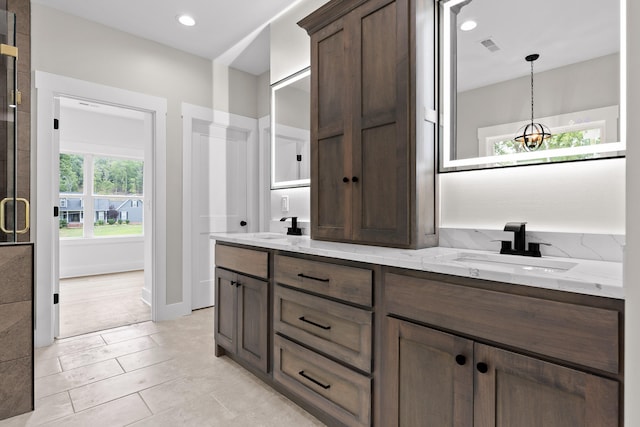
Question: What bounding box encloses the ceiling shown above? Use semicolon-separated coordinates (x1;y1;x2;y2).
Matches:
456;0;620;92
31;0;301;75
33;0;620;89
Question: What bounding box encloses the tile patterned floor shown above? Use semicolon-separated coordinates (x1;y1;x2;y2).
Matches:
59;271;151;338
0;308;325;426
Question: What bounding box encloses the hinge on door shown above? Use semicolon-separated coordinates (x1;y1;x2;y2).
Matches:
53;206;59;217
54;118;59;130
53;293;59;304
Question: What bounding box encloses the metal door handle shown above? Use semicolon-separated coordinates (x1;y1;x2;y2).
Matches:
0;198;29;234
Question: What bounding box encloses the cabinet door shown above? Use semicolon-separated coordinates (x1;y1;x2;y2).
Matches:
214;267;237;354
236;274;269;373
311;16;351;241
350;0;410;246
382;317;473;427
474;343;619;427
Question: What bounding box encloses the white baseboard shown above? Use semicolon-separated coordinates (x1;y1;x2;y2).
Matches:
60;262;144;279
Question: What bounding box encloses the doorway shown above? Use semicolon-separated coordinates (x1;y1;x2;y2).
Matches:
35;71;170;347
182;105;259;311
56;97;152;337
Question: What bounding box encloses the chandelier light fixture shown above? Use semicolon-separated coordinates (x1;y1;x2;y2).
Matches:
514;54;551;151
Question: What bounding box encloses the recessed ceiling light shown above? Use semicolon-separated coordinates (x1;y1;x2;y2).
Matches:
460;20;477;31
177;15;196;27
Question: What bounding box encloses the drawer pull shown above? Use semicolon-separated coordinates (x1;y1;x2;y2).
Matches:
298;273;330;283
299;316;332;330
298;370;331;390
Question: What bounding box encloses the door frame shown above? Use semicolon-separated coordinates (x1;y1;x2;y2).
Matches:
34;71;168;347
181;103;259;311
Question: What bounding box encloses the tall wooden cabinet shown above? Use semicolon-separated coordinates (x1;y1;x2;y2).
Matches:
299;0;438;249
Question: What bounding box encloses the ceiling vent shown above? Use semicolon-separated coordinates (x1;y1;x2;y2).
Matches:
480;38;500;52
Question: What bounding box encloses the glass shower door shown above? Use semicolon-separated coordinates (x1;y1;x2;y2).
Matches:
0;11;27;244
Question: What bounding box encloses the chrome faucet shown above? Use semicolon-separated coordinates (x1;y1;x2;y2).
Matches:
499;222;541;257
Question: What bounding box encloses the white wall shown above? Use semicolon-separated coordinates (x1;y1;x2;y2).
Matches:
59;238;144;278
625;1;639;424
213;62;260;118
457;54;620;159
32;4;213;305
270;0;329;84
440;157;625;234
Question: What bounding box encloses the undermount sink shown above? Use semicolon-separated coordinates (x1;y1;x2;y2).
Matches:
253;233;289;240
451;252;577;273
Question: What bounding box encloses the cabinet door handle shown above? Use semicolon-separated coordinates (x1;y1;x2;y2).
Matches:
299;316;331;330
230;280;237;286
343;177;350;183
298;370;331;389
455;355;466;366
476;362;489;373
351;176;359;183
297;273;330;282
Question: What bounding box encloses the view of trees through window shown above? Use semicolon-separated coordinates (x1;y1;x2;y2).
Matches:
59;153;144;238
492;129;602;163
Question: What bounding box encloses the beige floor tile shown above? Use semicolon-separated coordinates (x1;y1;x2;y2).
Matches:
117;346;174;372
59;271;150;338
35;335;105;361
100;321;160;345
139;375;220;414
128;393;236;427
3;307;325;426
34;358;62;379
58;336;156;371
35;359;124;400
68;359;181;412
42;394;151;427
0;392;74;427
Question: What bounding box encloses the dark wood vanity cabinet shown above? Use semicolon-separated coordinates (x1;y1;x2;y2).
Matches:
380;270;623;427
214;245;269;374
299;0;438;249
273;254;374;427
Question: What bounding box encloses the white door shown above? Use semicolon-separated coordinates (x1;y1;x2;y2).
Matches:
191;126;248;309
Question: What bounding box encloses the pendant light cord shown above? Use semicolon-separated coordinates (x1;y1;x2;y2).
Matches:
530;60;534;125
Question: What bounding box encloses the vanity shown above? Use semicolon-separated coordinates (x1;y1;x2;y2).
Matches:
214;0;625;424
213;233;623;427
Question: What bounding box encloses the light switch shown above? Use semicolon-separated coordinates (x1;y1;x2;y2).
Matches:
281;195;289;213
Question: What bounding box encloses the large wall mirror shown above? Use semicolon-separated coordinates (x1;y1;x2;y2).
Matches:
271;68;311;189
440;0;625;172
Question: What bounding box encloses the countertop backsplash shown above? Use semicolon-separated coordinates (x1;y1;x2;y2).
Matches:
439;228;625;263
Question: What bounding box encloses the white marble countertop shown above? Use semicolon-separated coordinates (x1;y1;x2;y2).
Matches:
211;232;624;299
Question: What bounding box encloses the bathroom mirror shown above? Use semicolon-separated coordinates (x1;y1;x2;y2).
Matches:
271;68;311;189
439;0;625;172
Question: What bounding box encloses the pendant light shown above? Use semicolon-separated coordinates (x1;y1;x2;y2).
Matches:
514;54;551;151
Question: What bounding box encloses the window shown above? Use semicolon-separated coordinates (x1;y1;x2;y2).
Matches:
476;105;620;167
59;153;144;238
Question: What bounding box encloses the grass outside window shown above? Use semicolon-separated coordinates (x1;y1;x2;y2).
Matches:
60;223;143;238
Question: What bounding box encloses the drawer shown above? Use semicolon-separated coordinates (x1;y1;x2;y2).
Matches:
274;285;372;372
273;334;371;427
274;255;372;307
215;244;268;279
384;272;620;374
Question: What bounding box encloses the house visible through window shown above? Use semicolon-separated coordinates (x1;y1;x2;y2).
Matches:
59;153;144;238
